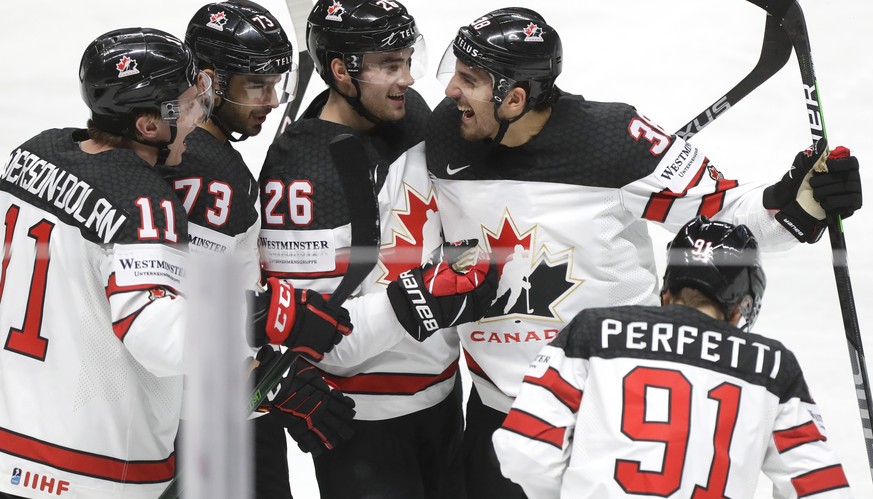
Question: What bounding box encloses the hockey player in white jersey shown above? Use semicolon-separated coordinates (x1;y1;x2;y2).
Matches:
258;0;497;496
428;7;862;498
0;28;214;499
493;216;851;498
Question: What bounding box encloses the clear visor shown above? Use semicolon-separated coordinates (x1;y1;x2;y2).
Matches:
436;44;515;104
222;65;299;107
348;36;427;85
161;71;215;128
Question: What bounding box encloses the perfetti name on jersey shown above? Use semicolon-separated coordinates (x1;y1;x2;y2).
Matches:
1;147;127;243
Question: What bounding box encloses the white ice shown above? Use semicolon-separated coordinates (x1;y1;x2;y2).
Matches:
2;1;870;497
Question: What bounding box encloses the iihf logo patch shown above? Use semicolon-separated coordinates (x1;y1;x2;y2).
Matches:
11;467;21;486
116;56;139;78
207;11;228;31
523;23;544;42
326;1;345;22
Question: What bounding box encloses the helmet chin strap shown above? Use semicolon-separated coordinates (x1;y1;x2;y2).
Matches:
211;98;250;143
490;103;530;146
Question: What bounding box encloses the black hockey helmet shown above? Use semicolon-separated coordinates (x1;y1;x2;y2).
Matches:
186;0;297;105
663;216;767;329
79;27;207;137
437;7;562;106
306;0;425;86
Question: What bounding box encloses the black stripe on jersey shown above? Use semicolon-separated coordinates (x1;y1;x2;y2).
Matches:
427;94;665;189
555;305;812;403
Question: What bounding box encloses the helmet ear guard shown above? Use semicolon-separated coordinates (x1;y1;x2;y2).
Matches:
662;216;767;330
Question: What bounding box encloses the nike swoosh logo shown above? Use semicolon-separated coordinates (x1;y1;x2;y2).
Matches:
446;164;472;175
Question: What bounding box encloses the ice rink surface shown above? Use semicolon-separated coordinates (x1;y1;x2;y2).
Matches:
1;0;871;497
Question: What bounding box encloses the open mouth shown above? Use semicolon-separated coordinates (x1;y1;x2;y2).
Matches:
388;93;406;103
459;107;475;121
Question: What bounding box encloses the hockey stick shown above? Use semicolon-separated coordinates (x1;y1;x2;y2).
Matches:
675;2;793;139
772;0;873;479
248;134;381;413
159;134;381;499
276;0;317;137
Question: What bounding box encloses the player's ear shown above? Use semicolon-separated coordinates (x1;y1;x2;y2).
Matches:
501;87;528;119
330;58;355;95
133;113;162;141
727;305;743;327
202;68;223;107
660;290;674;306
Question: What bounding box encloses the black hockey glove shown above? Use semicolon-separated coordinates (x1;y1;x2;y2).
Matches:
809;146;862;219
387;240;498;342
253;348;355;456
247;277;352;361
763;140;829;243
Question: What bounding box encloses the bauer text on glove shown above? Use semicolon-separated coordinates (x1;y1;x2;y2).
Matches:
386;240;498;342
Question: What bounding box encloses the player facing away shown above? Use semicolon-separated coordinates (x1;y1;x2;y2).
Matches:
168;2;356;499
427;7;862;498
0;28;214;499
258;0;496;497
493;216;851;498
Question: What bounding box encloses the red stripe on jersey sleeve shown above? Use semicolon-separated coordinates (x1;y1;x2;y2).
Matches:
642;163;707;222
791;464;849;497
0;426;174;484
698;179;739;217
501;408;565;449
322;359;458;395
463;348;494;384
523;367;582;412
773;421;826;453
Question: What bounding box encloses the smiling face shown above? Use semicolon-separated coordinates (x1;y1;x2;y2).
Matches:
443;60;502;142
353;48;416;122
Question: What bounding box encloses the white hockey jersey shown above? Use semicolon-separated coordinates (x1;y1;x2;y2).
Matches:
0;129;189;499
426;93;799;413
259;90;458;420
493;305;851;499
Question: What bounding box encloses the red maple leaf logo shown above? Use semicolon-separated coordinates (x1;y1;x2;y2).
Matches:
211;12;225;23
116;56;131;72
484;214;534;277
378;187;438;283
327;1;343;15
523;23;539;37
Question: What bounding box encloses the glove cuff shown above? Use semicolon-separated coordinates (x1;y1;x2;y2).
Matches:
774;203;825;243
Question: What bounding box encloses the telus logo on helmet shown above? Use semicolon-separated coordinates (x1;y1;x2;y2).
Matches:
455;36;480;59
115;56;139;78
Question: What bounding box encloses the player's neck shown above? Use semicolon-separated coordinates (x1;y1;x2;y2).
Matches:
201;119;227;142
79;138;159;166
500;107;552;147
320;90;376;133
